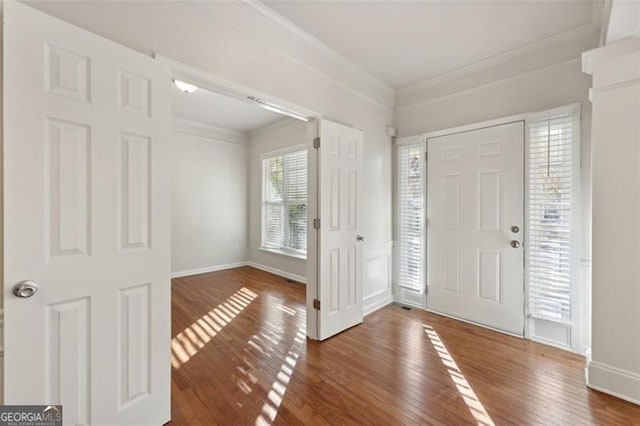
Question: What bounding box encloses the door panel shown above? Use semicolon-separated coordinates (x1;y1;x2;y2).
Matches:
427;122;524;335
318;120;364;340
4;3;171;424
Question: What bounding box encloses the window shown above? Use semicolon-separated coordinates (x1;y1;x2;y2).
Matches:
527;107;580;323
262;148;308;258
397;143;425;291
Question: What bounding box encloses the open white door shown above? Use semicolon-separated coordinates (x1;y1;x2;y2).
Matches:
4;3;171;424
316;120;364;340
426;122;525;335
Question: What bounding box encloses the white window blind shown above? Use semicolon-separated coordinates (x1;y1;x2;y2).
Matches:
262;149;308;256
397;143;425;290
527;111;578;323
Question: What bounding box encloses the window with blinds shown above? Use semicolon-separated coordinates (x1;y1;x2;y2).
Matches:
397;143;425;291
262;149;308;257
527;110;578;323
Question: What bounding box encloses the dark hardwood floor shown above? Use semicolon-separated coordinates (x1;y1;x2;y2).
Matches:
170;266;640;425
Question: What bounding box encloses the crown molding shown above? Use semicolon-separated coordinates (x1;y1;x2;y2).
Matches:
179;0;395;111
397;23;598;97
235;0;393;94
396;58;582;112
594;0;613;46
172;117;250;145
248;116;303;139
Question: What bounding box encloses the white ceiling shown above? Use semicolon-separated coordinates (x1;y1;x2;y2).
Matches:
171;83;285;133
262;0;595;89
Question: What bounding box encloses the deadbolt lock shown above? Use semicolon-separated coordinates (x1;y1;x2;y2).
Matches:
511;225;520;233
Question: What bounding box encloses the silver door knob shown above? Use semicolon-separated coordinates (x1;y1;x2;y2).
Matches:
510;240;521;249
12;280;39;298
356;235;365;242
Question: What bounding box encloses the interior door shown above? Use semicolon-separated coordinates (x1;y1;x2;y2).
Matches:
317;119;364;340
4;3;171;424
426;122;524;335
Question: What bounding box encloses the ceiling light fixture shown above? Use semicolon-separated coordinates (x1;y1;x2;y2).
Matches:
172;79;198;94
248;96;309;122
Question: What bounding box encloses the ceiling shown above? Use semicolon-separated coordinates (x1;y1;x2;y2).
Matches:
171;83;285;133
261;0;595;89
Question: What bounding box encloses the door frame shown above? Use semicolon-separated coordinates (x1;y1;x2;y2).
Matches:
395;112;528;316
155;55;324;340
395;104;585;351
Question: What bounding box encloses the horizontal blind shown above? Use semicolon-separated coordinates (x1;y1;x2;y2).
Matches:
284;150;307;253
262;149;307;255
528;113;576;323
263;155;284;249
397;143;425;291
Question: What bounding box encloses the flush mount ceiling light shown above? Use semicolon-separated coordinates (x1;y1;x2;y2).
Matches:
172;79;198;94
247;95;309;122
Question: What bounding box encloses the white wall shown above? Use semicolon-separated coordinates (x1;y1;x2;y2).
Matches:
395;34;596;353
170;128;248;276
583;35;640;404
247;119;308;281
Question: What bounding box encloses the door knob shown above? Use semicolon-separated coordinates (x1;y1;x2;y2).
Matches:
356;235;365;242
510;240;521;249
12;280;39;298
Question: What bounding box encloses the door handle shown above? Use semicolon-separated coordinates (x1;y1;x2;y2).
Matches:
510;240;521;249
12;280;39;298
356;235;365;242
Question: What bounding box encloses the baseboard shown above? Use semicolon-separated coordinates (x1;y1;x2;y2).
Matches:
364;292;394;316
426;308;524;338
171;261;248;278
587;361;640;405
246;261;307;284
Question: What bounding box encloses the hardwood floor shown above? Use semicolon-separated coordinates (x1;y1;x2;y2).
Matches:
170;266;640;425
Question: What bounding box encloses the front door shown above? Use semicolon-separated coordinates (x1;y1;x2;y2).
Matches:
4;3;171;424
426;122;525;335
317;120;364;340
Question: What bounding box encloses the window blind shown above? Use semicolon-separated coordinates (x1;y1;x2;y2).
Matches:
527;112;577;323
262;149;308;255
397;143;425;291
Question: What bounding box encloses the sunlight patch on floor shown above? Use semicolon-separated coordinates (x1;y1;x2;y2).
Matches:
255;326;306;426
171;287;258;369
424;325;495;426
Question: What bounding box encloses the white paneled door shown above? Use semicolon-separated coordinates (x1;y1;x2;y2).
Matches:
427;122;525;335
4;3;171;424
317;120;364;340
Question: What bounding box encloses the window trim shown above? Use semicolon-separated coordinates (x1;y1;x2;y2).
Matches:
396;142;426;292
524;103;581;326
260;144;308;260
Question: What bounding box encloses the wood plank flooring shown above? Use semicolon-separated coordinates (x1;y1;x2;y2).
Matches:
170;266;640;425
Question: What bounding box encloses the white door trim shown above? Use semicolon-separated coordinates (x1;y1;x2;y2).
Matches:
395;103;586;352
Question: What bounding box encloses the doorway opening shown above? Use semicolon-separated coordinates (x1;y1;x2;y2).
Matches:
163;58;320;346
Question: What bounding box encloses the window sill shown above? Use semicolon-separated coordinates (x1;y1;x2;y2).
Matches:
259;247;307;261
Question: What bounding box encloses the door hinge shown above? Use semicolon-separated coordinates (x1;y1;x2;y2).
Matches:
313;218;321;229
313;137;321;149
313;298;321;310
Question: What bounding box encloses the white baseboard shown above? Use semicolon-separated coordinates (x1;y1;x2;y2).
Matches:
587;361;640;405
171;261;248;278
246;261;307;284
364;292;394;316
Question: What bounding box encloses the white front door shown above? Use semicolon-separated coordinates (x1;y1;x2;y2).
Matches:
4;3;171;424
427;122;525;335
317;120;364;340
